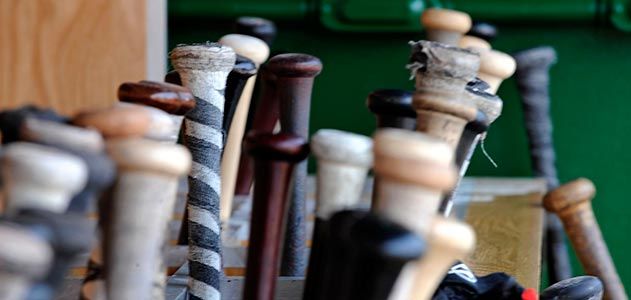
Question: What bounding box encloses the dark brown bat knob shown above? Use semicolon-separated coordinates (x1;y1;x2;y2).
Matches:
117;81;195;115
164;70;182;86
235;16;277;46
540;276;603;300
243;131;309;300
366;89;416;130
267;53;322;276
544;178;627;300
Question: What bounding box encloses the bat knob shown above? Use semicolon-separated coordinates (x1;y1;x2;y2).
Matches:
164;70;182;86
478;49;516;93
467;22;498;42
0;223;52;279
219;34;270;66
0;105;67;144
373;128;457;190
21;118;105;154
235;16;277;46
540;276;603;300
267;53;323;78
245;131;309;162
459;35;491;51
311;129;373;167
366;89;416;119
513;46;557;71
1;143;87;214
170;42;236;73
409;41;480;91
543;178;596;214
72;105;152;138
118;81;195;115
421;8;472;45
106;138;191;176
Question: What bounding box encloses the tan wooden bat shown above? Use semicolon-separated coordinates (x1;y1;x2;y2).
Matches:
421;8;472;46
544;178;627;300
459;39;516;94
104;138;191;300
218;34;270;223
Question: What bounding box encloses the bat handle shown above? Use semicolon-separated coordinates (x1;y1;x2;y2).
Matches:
242;132;309;300
222;54;256;137
235;64;280;196
544;178;627;300
268;53;322;276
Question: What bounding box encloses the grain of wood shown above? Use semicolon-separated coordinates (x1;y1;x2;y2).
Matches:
0;0;159;114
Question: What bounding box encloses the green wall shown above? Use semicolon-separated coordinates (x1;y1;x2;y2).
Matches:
169;17;631;288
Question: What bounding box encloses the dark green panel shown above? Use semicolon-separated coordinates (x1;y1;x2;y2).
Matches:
169;15;631;290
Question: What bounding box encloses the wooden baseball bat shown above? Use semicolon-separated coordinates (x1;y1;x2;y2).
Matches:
459;35;491;52
117;80;197;299
407;217;476;300
303;129;373;300
366;89;417;130
421;8;472;46
513;46;572;284
20;118;116;213
170;42;236;300
267;53;322;276
235;16;277;46
223;54;257;138
115;102;177;141
73;105;152;139
408;40;479;149
349;213;425;300
0;223;52;300
11;209;94;300
439;80;503;216
234;63;280;195
242;131;309;300
540;276;603;300
164;71;182;86
1;142;87;214
544;178;627;300
103;138;191;300
470;48;516;94
218;34;270;224
0;105;66;145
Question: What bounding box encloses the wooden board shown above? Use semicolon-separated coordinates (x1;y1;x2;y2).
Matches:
0;0;166;115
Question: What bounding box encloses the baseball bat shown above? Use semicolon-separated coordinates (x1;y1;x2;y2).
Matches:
421;8;472;46
20;118;116;213
103;138;191;300
439;80;503;216
408;40;479;149
117;80;197;299
223;54;257;138
544;178;627;300
540;276;603;300
347;213;426;300
234;64;280;195
366;89;417;130
165;71;182;86
0;105;66;145
467;21;498;42
472;49;516;94
0;142;87;214
513;46;572;284
242;131;309;300
73;105;152;139
218;34;269;224
11;209;93;300
235;16;277;46
303;129;373;300
114;102;177;141
0;223;52;300
267;53;322;276
170;42;236;300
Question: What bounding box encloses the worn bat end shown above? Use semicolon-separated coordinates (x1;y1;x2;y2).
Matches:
73;105;151;138
118;81;195;115
267;53;323;78
543;178;597;213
